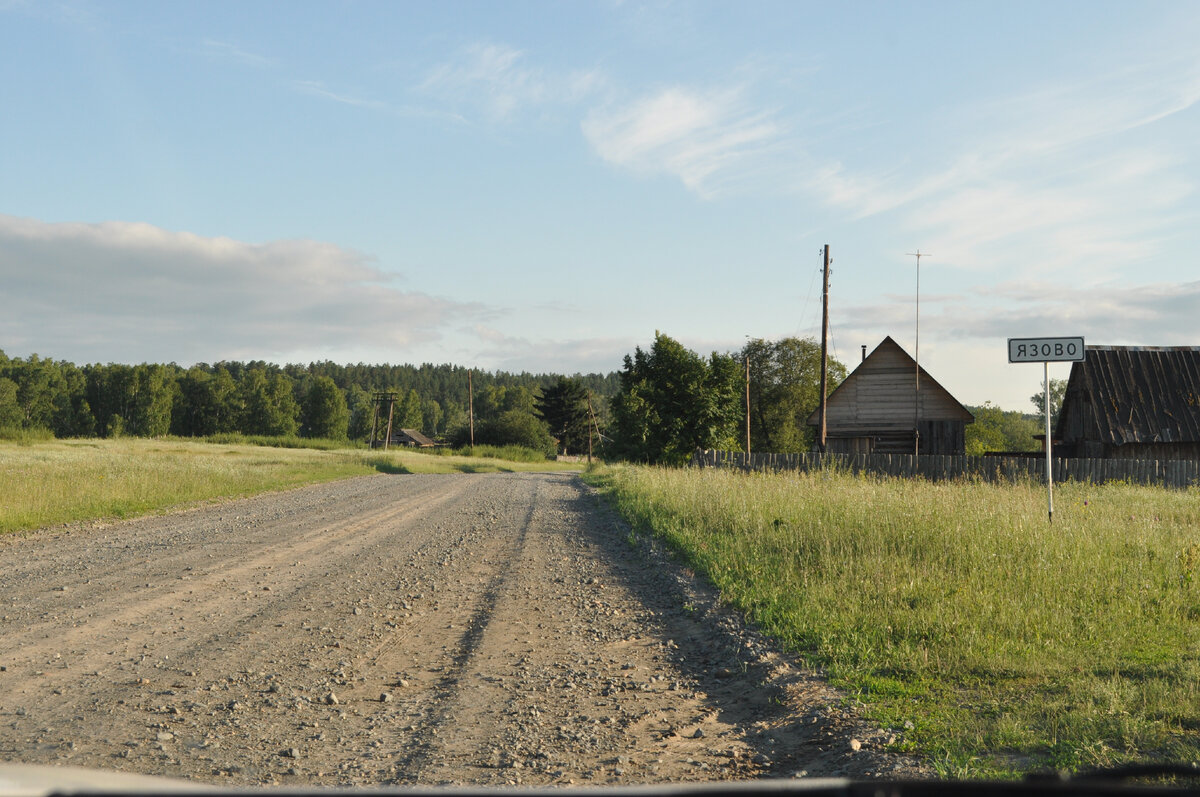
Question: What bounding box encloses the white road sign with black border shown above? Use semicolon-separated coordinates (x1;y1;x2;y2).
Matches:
1007;337;1085;363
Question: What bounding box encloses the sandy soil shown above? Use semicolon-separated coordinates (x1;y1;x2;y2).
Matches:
0;471;926;786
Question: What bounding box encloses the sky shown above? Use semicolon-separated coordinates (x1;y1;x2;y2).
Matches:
2;1;1199;411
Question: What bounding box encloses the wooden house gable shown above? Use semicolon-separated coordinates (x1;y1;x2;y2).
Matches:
808;336;973;432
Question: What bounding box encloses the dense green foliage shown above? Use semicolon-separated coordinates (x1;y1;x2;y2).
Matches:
965;402;1041;454
1031;377;1068;429
472;408;559;458
743;336;846;452
535;377;592;456
2;333;934;464
607;333;844;463
609;332;743;465
302;376;350;440
0;349;619;454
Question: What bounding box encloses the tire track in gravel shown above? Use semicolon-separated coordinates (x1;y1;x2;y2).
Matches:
384;479;537;782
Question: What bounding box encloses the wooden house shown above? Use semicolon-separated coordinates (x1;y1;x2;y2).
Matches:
1054;345;1200;459
806;336;973;454
392;428;437;448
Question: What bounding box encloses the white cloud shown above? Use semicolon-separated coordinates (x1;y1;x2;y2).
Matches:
466;324;633;375
291;79;465;123
581;86;785;198
419;42;603;122
292;80;388;111
839;279;1200;348
0;215;484;364
812;59;1200;277
199;39;276;69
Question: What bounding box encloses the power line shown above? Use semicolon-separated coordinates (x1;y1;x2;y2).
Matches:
793;250;824;340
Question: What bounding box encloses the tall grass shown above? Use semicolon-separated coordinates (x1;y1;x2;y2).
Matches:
588;464;1200;776
0;426;55;444
443;444;553;463
197;432;364;451
0;438;375;533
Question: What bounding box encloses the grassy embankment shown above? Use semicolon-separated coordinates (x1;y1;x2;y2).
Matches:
0;437;578;535
586;463;1200;777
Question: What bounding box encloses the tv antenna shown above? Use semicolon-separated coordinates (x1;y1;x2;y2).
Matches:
906;250;930;455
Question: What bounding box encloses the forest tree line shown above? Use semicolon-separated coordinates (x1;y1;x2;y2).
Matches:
0;336;1046;460
0;351;618;455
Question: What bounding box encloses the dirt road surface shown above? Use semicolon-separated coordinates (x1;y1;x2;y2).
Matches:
0;472;925;786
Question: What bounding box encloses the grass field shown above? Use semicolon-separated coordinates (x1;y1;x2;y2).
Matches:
0;437;578;534
586;463;1200;777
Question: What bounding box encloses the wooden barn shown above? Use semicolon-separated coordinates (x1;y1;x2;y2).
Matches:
806;336;974;454
393;428;437;448
1054;345;1200;459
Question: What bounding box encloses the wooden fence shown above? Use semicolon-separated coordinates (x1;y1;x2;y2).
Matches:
691;449;1200;489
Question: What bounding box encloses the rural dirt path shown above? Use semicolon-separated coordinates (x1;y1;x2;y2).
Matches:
0;472;925;787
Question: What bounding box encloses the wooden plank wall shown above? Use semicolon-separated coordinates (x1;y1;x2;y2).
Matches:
828;345;971;427
690;449;1200;489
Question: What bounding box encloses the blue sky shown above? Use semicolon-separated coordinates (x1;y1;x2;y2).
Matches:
2;1;1199;411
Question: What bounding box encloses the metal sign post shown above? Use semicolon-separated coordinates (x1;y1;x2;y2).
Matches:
1043;360;1053;521
1007;337;1085;523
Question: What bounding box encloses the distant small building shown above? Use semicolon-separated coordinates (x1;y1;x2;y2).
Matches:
806;336;973;455
1055;345;1200;459
392;428;437;448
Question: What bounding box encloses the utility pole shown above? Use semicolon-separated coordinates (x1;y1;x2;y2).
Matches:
467;370;475;448
818;244;831;453
370;391;397;450
370;399;380;450
744;348;751;457
385;396;395;449
906;250;930;456
589;392;605;460
586;391;596;464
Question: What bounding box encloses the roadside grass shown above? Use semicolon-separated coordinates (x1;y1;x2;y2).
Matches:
585;463;1200;777
0;426;55;444
196;432;364;451
196;433;555;464
370;446;579;475
0;438;579;534
441;444;554;463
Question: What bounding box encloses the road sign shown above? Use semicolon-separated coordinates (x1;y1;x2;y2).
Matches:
1006;335;1085;525
1007;337;1085;363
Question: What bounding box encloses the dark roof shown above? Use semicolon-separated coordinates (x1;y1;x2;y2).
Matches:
395;428;437;446
1057;346;1200;445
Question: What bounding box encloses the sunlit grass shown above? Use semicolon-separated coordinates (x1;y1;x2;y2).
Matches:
586;463;1200;777
0;438;579;534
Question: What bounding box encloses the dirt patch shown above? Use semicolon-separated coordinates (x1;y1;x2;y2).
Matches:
0;472;927;786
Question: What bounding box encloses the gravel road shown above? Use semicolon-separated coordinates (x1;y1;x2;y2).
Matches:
0;472;925;786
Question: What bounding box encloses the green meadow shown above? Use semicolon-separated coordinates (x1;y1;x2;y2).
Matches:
587;463;1200;777
0;437;577;534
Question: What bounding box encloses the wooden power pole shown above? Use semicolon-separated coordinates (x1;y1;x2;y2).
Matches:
818;244;831;453
384;396;395;449
586;391;595;464
369;391;398;450
468;370;475;447
744;350;751;457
